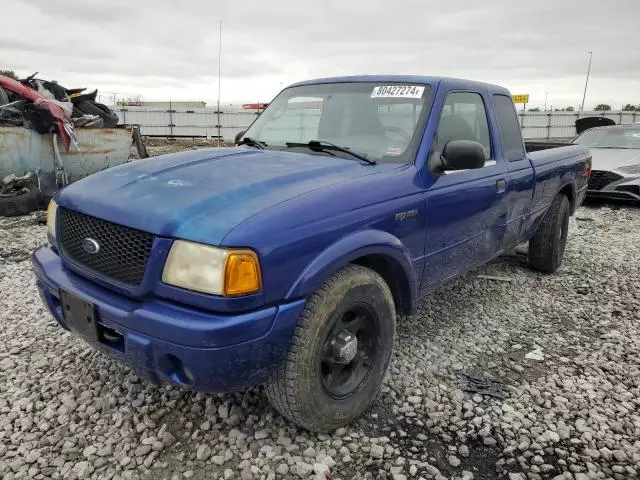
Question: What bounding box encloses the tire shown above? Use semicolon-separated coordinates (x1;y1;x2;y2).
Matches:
529;194;570;273
69;90;98;103
0;186;41;217
74;100;119;127
266;264;396;432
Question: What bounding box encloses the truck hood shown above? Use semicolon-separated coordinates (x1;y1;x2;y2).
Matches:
589;148;640;171
56;147;396;245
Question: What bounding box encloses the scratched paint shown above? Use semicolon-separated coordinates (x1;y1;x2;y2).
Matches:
0;126;132;181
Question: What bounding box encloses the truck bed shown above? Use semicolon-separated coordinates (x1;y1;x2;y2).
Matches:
525;141;574;153
526;143;590;220
527;143;587;165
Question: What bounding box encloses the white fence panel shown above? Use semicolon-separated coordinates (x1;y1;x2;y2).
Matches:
115;105;640;141
522;127;551;139
549;113;579;127
520;113;549;128
551;126;580;139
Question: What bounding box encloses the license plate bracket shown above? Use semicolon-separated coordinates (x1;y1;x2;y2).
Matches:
60;290;98;340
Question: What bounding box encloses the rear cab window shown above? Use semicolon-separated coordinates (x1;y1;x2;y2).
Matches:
493;95;526;162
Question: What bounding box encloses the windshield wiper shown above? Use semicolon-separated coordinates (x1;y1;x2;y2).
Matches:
286;140;376;165
238;137;267;149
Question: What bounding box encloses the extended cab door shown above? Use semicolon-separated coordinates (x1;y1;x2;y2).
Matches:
420;89;509;291
491;94;535;248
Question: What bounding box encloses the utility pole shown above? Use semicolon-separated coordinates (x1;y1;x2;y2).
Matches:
544;91;549;111
580;51;592;111
217;20;222;146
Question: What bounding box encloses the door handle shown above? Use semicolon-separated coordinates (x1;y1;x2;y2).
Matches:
496;179;506;193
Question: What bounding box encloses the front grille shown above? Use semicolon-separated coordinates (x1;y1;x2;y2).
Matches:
58;208;154;286
588;170;623;191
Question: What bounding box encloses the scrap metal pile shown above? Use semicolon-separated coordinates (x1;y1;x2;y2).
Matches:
0;72;119;151
0;73;132;217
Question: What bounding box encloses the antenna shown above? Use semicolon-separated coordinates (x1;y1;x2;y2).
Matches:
217;20;222;146
580;51;592;112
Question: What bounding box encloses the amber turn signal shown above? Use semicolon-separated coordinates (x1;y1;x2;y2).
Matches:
224;251;262;296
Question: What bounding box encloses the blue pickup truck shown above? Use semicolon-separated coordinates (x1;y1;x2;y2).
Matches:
32;76;591;432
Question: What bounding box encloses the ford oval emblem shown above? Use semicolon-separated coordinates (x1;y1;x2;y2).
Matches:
81;238;100;254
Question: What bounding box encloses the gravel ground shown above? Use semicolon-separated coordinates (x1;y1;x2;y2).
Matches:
1;201;639;480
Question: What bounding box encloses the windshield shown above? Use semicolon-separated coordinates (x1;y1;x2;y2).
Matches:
242;82;433;163
573;127;640;149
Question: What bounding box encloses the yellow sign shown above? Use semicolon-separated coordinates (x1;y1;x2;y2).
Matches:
512;94;530;104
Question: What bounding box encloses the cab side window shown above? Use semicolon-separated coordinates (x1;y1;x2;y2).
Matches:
434;92;492;160
493;95;526;162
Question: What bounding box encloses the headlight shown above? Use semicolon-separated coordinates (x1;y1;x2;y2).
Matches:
46;200;58;238
618;164;640;175
162;240;262;296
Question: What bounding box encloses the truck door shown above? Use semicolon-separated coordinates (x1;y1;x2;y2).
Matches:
421;90;509;291
492;94;534;249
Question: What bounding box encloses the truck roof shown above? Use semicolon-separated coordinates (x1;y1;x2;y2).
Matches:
289;75;512;96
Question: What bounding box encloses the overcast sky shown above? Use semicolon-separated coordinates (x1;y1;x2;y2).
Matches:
3;0;639;109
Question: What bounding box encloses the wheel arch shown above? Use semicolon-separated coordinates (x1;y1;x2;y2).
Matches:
558;182;576;213
284;230;418;316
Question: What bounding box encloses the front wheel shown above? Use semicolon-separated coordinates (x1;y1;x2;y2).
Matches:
265;264;396;432
529;194;570;273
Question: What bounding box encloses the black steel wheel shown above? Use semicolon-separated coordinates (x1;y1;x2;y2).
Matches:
266;264;396;432
319;304;379;399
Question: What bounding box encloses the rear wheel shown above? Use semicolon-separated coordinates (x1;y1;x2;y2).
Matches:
529;194;570;273
266;264;396;432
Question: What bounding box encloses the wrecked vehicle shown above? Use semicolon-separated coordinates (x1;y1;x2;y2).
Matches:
33;76;591;432
572;124;640;202
0;73;145;216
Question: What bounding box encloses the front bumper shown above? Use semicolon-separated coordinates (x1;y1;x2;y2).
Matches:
32;246;305;392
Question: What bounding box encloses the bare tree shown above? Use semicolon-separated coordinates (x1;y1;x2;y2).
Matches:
0;69;18;80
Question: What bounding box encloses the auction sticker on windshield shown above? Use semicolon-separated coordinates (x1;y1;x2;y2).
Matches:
371;85;425;99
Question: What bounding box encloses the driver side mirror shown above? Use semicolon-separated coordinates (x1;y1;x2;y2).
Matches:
234;130;246;145
440;140;486;171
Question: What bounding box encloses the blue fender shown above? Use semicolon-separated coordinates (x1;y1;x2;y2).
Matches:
285;229;418;314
